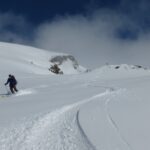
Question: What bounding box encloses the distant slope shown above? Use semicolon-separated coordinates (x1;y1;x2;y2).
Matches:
0;42;87;76
90;64;150;79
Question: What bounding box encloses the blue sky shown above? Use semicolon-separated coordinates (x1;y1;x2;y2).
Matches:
0;0;149;41
0;0;120;24
0;0;150;68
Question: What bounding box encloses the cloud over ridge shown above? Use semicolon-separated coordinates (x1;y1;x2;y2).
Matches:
1;0;150;68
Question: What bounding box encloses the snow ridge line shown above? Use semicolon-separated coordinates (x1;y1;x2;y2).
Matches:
105;95;133;150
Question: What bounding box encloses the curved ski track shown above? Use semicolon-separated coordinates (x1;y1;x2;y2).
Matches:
105;98;133;150
0;88;127;150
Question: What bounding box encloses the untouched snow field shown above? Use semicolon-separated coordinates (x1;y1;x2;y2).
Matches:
0;42;150;150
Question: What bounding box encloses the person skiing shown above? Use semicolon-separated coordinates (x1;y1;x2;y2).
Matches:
5;74;18;94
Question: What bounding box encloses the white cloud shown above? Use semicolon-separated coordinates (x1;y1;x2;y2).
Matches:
34;12;139;68
33;0;150;69
0;7;150;69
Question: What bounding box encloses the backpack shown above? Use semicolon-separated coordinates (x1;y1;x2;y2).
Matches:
11;75;17;85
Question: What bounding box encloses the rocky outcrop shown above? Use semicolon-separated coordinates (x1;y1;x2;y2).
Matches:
50;55;79;69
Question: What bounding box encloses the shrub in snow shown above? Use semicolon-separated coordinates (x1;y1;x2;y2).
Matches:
49;64;63;75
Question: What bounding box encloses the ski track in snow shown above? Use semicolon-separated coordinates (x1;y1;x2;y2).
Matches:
15;89;36;97
105;93;133;150
0;89;36;100
0;87;128;150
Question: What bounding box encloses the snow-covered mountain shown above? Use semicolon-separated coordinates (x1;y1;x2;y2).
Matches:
91;64;150;79
0;42;150;150
0;42;87;76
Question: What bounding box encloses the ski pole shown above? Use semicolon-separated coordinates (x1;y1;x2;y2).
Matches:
5;85;10;95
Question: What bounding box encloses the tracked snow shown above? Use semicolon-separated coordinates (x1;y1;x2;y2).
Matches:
0;42;150;150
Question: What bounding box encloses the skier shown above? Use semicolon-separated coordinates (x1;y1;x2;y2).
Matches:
5;74;18;94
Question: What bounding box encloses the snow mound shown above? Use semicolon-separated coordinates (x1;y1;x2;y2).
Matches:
91;64;150;79
102;64;148;70
0;42;86;76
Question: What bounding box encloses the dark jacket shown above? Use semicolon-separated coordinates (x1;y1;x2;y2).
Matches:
5;75;17;86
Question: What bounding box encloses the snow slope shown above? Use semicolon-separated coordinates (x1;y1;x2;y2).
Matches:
0;42;150;150
0;42;86;76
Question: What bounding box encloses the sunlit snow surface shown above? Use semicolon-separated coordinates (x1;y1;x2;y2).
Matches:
0;42;150;150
